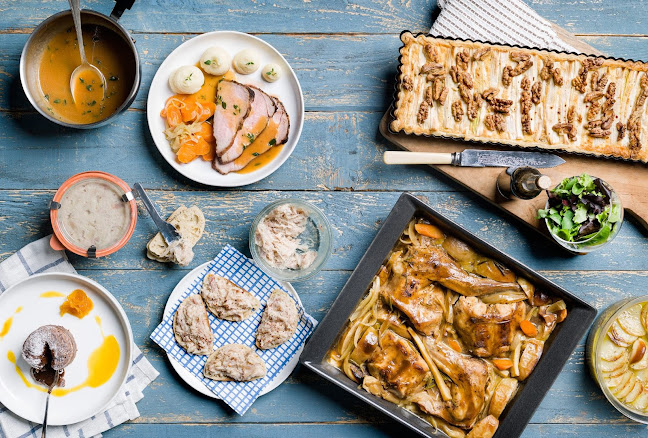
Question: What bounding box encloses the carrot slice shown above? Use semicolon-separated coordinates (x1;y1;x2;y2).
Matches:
197;102;216;122
192;138;211;155
181;101;199;123
492;359;513;370
520;320;538;337
202;148;215;161
448;339;462;352
176;145;197;163
198;122;214;142
415;223;444;239
165;105;182;128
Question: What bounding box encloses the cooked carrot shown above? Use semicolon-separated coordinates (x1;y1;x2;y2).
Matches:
181;101;215;123
165;105;182;128
520;320;538;337
492;359;513;370
448;339;462;352
201;147;215;161
198;122;214;142
192;138;211;156
176;145;197;163
415;223;444;239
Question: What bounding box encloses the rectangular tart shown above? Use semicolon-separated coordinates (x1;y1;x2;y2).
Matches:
391;32;648;162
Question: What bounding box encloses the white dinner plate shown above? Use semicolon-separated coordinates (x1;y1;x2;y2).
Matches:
147;31;305;187
163;261;303;398
0;273;133;425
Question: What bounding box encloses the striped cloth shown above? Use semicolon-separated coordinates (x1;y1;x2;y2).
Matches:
431;0;575;52
0;236;159;438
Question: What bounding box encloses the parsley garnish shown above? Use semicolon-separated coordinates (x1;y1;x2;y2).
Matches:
246;133;255;142
204;60;212;65
44;94;50;101
79;78;85;83
221;101;227;109
88;100;97;106
266;68;275;76
252;152;260;156
86;84;93;91
269;138;276;146
53;99;61;104
246;61;254;65
185;73;193;82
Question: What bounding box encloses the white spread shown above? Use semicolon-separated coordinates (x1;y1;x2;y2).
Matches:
58;178;131;250
254;204;317;271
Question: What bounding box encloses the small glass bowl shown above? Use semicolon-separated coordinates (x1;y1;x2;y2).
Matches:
586;295;648;423
249;199;332;282
543;177;623;254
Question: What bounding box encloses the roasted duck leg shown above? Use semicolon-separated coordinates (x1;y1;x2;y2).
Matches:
412;340;489;429
407;246;522;296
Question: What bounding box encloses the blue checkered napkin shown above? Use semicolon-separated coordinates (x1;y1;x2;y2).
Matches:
150;245;317;415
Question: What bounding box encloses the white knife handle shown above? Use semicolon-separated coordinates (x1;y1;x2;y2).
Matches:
383;151;454;165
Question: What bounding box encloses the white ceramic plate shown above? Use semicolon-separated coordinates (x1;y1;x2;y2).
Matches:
163;261;302;398
0;273;133;425
147;31;304;187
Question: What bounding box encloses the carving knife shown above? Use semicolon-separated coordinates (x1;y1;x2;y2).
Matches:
383;149;565;168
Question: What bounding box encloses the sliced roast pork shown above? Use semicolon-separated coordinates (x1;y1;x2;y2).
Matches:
249;85;276;118
217;87;270;164
213;81;253;157
213;95;291;174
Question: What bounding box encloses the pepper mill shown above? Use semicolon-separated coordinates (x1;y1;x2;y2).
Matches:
497;166;552;200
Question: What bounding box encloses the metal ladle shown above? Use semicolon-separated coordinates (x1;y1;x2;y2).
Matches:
68;0;106;103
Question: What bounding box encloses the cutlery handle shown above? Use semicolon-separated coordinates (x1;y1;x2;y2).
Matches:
383;151;455;165
133;183;168;231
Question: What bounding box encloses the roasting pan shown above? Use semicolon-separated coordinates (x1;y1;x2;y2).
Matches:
299;192;597;438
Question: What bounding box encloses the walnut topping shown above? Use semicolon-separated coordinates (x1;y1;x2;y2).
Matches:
531;81;542;104
467;96;479;121
424;86;434;105
451;100;464;122
587;100;602;121
567;105;576;124
482;88;499;104
601;109;614;130
628;112;642;154
502;66;513;86
521;77;531;91
438;87;449;104
540;61;554;81
456;51;470;71
588;127;611;138
520;84;533;135
572;58;603;93
585;120;602;130
596;73;609;92
461;71;474;89
491;98;513;114
484;114;505;132
617;121;626;140
402;75;413;91
552;67;564;86
590;71;599;91
553;123;577;141
432;77;446;102
474;92;483;107
572;75;587;93
459;83;472;103
417;100;430;124
424;43;439;63
606;82;616;99
421;62;445;76
472;47;491;61
449;65;459;83
510;52;531;62
584;91;604;103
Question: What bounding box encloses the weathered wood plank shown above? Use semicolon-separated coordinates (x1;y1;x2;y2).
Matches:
76;269;648;426
0;111;454;192
2;34;647;114
1;190;646;272
0;0;645;37
106;423;648;438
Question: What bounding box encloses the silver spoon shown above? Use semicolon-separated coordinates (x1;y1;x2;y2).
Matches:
133;183;181;245
68;0;106;103
41;371;59;438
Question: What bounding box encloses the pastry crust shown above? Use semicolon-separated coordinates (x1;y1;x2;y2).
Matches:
391;32;648;162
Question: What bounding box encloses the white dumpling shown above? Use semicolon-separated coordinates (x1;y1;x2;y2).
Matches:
261;63;282;82
168;65;204;94
200;47;231;76
232;49;260;75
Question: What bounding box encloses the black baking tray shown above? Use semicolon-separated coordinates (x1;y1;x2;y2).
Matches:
389;31;648;165
299;192;597;438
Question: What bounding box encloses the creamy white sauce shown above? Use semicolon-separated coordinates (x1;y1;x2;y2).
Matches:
58;178;131;250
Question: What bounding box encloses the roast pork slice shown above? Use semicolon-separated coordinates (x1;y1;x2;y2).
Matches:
213;96;291;175
272;97;290;146
249;85;276;118
217;87;270;164
213;81;253;156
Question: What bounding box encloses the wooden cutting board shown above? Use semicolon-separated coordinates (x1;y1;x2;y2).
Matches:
379;25;648;238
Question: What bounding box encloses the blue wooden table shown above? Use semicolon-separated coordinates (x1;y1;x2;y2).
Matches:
1;0;648;436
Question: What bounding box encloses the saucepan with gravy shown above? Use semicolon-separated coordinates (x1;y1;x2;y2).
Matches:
20;0;139;128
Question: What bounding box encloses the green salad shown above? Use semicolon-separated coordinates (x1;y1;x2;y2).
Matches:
537;174;621;245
